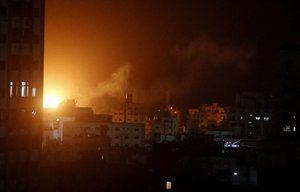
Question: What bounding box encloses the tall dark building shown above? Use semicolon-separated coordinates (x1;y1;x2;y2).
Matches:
277;44;299;138
0;0;44;191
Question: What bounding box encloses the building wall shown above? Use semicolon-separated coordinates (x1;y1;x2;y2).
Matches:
199;103;226;129
235;92;275;139
57;121;145;148
277;45;299;138
111;94;145;123
0;0;44;191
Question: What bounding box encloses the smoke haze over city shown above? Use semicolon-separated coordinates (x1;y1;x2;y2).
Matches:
44;0;300;111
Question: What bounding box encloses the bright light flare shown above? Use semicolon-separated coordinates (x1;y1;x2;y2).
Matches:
43;94;63;108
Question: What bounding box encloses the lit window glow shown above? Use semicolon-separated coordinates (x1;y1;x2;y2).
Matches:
282;125;291;132
166;181;171;190
32;88;36;96
263;117;269;121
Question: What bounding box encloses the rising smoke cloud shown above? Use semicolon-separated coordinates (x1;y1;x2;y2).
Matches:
78;35;255;112
77;63;132;113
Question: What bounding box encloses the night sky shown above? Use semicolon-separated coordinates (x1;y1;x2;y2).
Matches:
45;0;300;112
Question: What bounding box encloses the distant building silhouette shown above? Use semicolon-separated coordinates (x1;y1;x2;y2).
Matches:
233;92;275;139
276;44;299;138
0;0;44;191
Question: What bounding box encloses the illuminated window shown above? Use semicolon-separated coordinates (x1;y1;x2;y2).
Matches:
263;117;269;121
255;117;260;120
21;82;26;97
293;127;296;132
26;82;29;96
32;88;36;96
10;82;13;97
233;172;238;176
283;125;291;132
166;181;172;190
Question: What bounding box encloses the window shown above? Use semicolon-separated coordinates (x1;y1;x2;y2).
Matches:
263;117;269;121
0;60;5;70
32;60;39;70
21;82;26;97
10;56;20;70
9;82;13;97
11;29;21;43
0;88;4;98
0;34;6;44
0;6;7;16
22;29;33;43
32;88;36;96
33;35;39;44
11;1;22;16
33;8;40;17
23;2;32;17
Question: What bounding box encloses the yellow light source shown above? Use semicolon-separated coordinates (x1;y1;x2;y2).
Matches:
43;94;62;108
166;181;171;190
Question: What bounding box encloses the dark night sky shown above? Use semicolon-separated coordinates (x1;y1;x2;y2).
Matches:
45;0;300;112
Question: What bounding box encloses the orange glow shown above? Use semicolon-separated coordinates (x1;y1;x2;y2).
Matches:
43;93;63;108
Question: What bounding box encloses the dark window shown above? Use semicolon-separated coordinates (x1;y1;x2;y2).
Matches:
23;2;32;17
11;29;21;43
0;6;7;16
10;56;20;70
20;56;31;70
33;8;40;17
11;1;22;17
33;35;39;44
23;29;33;43
32;60;39;70
0;88;5;98
0;34;6;43
0;60;5;70
24;18;32;28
